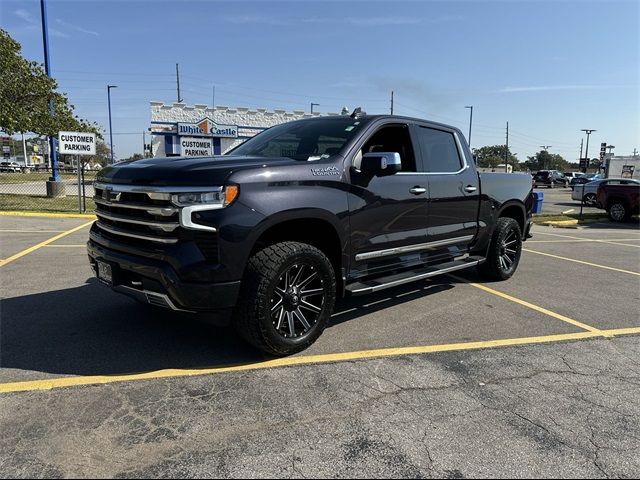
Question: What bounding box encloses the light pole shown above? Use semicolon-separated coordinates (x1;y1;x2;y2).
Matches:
464;106;473;148
579;129;596;220
581;129;596;173
107;85;117;164
310;102;320;114
539;145;551;170
39;0;63;196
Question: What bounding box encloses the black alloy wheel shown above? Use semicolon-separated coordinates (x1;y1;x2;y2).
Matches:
234;242;336;356
478;217;523;281
270;263;325;339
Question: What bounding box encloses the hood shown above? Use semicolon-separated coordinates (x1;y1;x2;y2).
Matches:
96;156;298;186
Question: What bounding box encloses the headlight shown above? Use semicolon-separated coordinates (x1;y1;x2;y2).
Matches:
171;185;239;208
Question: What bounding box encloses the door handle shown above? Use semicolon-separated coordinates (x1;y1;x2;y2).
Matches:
464;185;477;193
410;187;427;195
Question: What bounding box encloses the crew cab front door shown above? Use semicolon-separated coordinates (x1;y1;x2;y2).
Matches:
347;122;429;279
412;124;480;249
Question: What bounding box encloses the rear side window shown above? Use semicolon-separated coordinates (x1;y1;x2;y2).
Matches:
415;127;463;172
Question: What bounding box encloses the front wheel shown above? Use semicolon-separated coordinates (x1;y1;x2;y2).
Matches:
583;193;596;206
477;218;523;281
233;241;336;356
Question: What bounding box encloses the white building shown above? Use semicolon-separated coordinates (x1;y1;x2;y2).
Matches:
150;102;339;158
604;154;640;179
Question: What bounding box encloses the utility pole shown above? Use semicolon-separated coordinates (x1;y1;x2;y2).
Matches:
142;130;146;158
633;148;638;156
22;133;28;167
505;122;509;172
465;106;473;148
390;91;394;115
540;145;551;170
176;63;183;103
310;102;320;114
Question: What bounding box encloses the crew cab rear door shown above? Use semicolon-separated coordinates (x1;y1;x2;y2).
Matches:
412;124;480;248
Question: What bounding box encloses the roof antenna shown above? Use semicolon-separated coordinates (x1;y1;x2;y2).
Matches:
350;107;365;118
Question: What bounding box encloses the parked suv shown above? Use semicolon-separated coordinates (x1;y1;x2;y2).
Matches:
533;170;568;188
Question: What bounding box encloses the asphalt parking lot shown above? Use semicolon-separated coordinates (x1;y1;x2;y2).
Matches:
1;213;639;478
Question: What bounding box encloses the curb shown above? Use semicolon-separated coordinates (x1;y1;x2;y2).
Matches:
0;211;96;219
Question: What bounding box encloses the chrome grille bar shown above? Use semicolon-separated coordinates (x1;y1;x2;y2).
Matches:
94;210;179;232
93;196;177;216
95;221;178;244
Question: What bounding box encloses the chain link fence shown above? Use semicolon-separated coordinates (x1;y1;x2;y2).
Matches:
0;165;98;213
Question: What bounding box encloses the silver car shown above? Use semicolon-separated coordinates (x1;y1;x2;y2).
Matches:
571;178;640;206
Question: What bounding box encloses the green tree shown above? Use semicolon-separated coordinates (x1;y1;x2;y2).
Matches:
472;145;520;171
524;151;569;172
0;29;100;137
122;153;144;161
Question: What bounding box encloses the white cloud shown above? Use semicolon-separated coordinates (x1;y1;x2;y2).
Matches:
500;85;630;93
55;19;99;37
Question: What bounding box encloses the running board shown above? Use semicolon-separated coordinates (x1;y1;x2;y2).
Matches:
345;256;484;296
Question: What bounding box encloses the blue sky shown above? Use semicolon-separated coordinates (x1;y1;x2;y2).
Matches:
3;0;638;162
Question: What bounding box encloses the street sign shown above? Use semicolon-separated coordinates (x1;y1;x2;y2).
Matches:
600;142;607;161
58;132;96;155
579;158;589;171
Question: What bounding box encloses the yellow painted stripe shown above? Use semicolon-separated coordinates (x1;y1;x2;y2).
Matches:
527;238;640;244
0;211;95;219
1;327;638;395
450;275;603;334
0;221;93;267
42;244;86;248
0;332;604;394
524;248;640;276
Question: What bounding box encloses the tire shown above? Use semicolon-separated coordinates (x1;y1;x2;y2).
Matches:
608;201;629;222
583;193;596;206
477;217;523;281
233;241;336;357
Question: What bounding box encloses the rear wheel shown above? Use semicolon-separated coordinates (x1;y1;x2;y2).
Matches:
608;201;629;222
478;218;523;281
233;241;336;356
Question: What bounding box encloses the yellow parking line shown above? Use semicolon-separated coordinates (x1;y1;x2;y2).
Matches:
0;230;67;233
5;328;640;394
0;221;93;267
0;211;95;219
450;275;604;334
528;238;640;244
523;248;640;276
43;244;86;248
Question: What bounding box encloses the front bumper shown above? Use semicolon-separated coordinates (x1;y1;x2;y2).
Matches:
87;238;241;312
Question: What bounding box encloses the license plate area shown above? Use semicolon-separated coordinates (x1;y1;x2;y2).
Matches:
96;260;113;286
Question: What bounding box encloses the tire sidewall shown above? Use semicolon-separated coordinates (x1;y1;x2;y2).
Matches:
489;218;522;280
256;247;336;353
608;202;627;222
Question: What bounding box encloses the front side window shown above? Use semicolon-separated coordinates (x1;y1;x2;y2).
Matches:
415;127;463;173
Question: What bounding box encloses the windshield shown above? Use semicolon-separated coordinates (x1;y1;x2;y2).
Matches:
226;117;366;161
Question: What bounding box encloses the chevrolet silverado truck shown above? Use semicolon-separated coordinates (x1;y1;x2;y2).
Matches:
88;113;534;356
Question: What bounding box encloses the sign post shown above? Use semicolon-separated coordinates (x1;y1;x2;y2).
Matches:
58;131;96;212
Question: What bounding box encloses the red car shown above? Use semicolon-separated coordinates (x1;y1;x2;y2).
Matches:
596;182;640;221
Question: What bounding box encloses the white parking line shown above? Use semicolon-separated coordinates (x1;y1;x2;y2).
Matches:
533;230;640;248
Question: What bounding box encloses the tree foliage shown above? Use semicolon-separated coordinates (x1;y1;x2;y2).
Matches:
472;145;520;171
524;150;569;172
0;29;100;137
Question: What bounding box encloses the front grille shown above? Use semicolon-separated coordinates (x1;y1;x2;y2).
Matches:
92;184;221;262
94;184;180;244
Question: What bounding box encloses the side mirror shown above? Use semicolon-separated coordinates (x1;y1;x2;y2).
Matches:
360;152;402;176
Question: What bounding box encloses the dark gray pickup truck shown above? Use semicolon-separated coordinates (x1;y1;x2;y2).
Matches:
88;113;533;355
